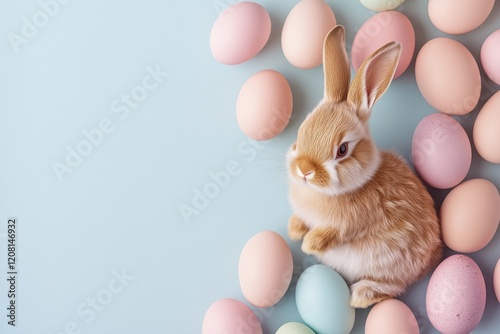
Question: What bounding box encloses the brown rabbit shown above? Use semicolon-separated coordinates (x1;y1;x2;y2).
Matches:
287;25;443;308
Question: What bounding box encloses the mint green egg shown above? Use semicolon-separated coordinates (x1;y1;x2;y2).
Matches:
295;264;355;334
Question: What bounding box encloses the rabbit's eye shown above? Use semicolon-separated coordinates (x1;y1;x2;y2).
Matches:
336;143;348;159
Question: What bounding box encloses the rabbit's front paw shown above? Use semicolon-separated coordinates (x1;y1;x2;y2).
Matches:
288;215;309;241
301;228;339;255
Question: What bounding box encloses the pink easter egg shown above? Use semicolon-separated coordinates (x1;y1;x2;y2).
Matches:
202;298;262;334
481;29;500;85
411;113;471;189
495;259;500;303
210;2;271;65
352;11;415;79
426;255;486;334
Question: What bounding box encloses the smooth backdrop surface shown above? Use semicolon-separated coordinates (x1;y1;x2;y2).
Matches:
0;0;499;333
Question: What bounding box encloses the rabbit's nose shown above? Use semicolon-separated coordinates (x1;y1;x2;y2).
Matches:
297;165;316;182
303;171;315;182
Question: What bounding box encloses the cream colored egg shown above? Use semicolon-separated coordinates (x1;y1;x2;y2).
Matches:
360;0;406;11
473;91;500;163
429;0;495;34
276;322;316;334
282;0;336;69
440;178;500;253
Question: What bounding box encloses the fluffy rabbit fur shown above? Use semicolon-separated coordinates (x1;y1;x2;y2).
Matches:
287;26;443;308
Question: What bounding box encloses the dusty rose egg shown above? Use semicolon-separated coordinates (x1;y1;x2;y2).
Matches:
495;259;500;303
411;113;471;189
237;70;293;141
282;0;336;69
440;178;500;253
481;29;500;85
415;38;481;115
210;2;271;65
428;0;495;34
351;11;415;79
365;299;419;334
426;255;486;334
202;298;262;334
474;91;500;163
239;231;293;308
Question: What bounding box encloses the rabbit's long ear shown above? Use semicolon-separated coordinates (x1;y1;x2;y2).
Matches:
323;25;350;103
348;41;401;121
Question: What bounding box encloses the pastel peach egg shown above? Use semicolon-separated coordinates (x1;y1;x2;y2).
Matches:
429;0;495;34
440;178;500;253
415;38;481;115
239;231;293;308
236;70;293;141
282;0;336;69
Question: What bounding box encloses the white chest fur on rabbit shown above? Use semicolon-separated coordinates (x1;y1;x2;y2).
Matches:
287;26;442;308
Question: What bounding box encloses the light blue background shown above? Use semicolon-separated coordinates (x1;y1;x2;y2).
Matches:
0;0;499;333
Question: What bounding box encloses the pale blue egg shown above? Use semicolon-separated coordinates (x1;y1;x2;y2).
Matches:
295;264;355;334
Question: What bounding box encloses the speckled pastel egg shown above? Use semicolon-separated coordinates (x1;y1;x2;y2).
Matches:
210;2;271;65
202;298;262;334
429;0;495;34
481;29;500;85
426;255;486;334
239;231;293;308
474;91;500;163
236;70;293;141
415;38;481;115
276;322;316;334
494;259;500;303
295;264;355;334
365;299;419;334
440;178;500;253
282;0;337;69
359;0;406;11
351;11;415;79
411;113;472;189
